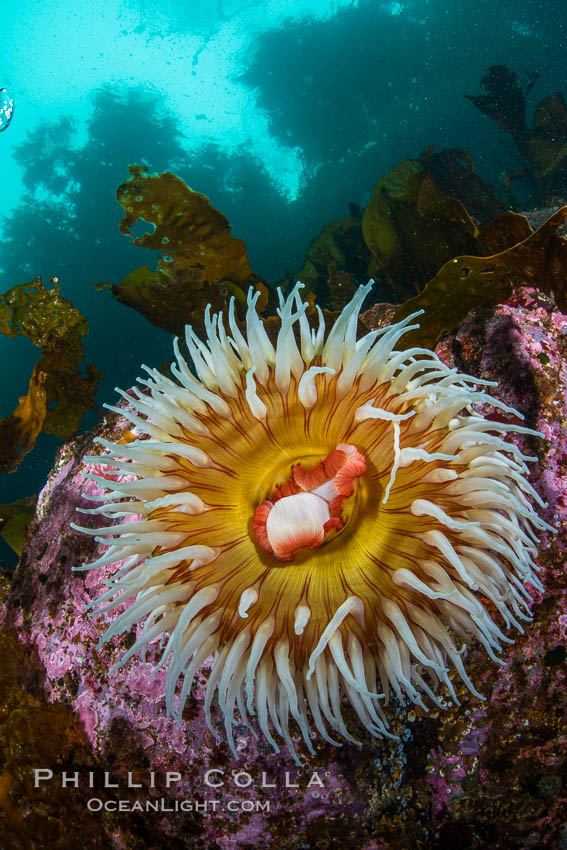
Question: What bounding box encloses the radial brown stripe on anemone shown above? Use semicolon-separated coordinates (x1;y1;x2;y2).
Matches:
72;281;552;761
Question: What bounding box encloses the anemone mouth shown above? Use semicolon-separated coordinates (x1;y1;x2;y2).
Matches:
73;281;551;762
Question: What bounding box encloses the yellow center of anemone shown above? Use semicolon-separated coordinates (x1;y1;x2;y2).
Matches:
142;368;462;671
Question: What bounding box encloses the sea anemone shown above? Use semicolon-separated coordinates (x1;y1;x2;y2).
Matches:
73;282;550;760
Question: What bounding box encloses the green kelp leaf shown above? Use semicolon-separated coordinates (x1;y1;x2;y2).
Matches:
362;160;479;302
293;214;370;308
102;165;268;336
475;211;533;255
0;365;47;474
417;147;505;225
98;264;251;337
117;165;251;284
393;206;567;349
0;277;101;471
466;66;567;198
465;66;527;143
0;275;87;350
0;495;36;556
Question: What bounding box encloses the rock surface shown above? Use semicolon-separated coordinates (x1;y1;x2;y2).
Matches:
0;287;566;849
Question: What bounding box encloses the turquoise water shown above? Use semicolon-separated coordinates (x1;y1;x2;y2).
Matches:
0;0;565;561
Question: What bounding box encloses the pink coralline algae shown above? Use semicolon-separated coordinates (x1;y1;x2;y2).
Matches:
1;286;567;849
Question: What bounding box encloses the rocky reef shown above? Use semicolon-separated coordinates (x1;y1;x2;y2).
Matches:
0;286;566;849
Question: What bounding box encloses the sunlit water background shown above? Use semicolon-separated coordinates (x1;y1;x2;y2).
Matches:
0;0;565;565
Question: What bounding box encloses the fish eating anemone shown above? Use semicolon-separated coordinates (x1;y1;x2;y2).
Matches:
72;281;551;762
